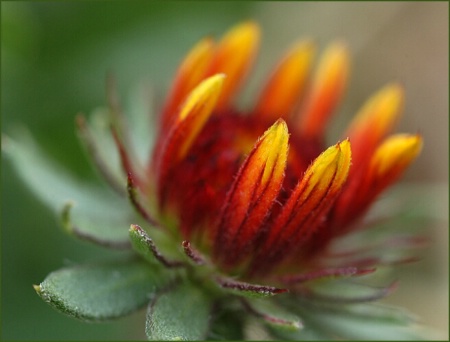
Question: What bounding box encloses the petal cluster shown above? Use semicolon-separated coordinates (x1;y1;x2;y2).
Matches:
116;22;422;280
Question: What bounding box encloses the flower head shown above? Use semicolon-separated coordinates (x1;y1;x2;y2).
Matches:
7;21;427;340
127;22;422;281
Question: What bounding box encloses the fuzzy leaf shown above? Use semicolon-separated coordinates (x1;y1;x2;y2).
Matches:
244;298;302;331
207;305;245;340
297;278;397;304
76;108;125;194
2;132;138;248
146;280;213;340
129;224;185;268
80;82;155;179
123;82;156;163
34;257;170;321
274;297;427;341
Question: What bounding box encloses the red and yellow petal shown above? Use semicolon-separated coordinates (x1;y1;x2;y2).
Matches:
345;83;404;168
157;74;225;204
254;39;316;122
365;133;422;194
206;21;260;110
333;134;422;229
213;119;289;267
296;41;349;140
160;38;215;132
259;139;351;267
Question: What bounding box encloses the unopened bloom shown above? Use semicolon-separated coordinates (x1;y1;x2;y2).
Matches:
113;22;422;282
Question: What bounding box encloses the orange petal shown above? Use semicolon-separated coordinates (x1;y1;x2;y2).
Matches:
333;134;421;228
367;134;422;191
296;41;349;140
160;38;215;132
345;83;404;168
175;73;225;159
255;39;316;121
157;74;225;199
207;21;260;110
214;119;289;266
264;139;351;254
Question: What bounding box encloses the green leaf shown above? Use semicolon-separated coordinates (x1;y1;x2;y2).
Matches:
75;109;126;196
146;280;213;340
299;278;397;304
78;81;156;183
244;298;302;331
3;131;139;248
35;257;171;321
276;297;427;341
207;304;245;340
301;307;425;340
129;224;185;268
123;81;156;163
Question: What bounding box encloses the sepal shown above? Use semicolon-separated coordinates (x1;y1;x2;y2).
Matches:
129;224;185;268
215;276;288;298
242;297;302;331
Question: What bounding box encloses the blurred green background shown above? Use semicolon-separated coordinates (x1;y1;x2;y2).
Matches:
2;2;448;340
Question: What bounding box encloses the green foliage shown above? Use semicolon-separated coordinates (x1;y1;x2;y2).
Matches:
146;280;213;340
35;257;172;321
244;297;302;331
3;132;136;248
206;303;245;340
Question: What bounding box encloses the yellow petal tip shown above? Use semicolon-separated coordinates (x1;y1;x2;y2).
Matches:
373;134;422;176
174;74;225;159
178;73;225;121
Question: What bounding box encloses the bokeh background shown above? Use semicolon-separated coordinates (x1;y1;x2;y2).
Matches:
2;1;448;340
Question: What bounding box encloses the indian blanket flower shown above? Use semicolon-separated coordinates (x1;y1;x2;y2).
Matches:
4;22;428;340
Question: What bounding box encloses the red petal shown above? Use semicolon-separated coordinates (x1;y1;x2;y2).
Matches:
251;140;351;274
213;119;289;267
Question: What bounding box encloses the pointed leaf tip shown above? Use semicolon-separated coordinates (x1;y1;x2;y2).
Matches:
61;201;131;249
242;298;303;332
146;281;213;340
36;259;171;321
129;224;185;268
33;284;41;294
